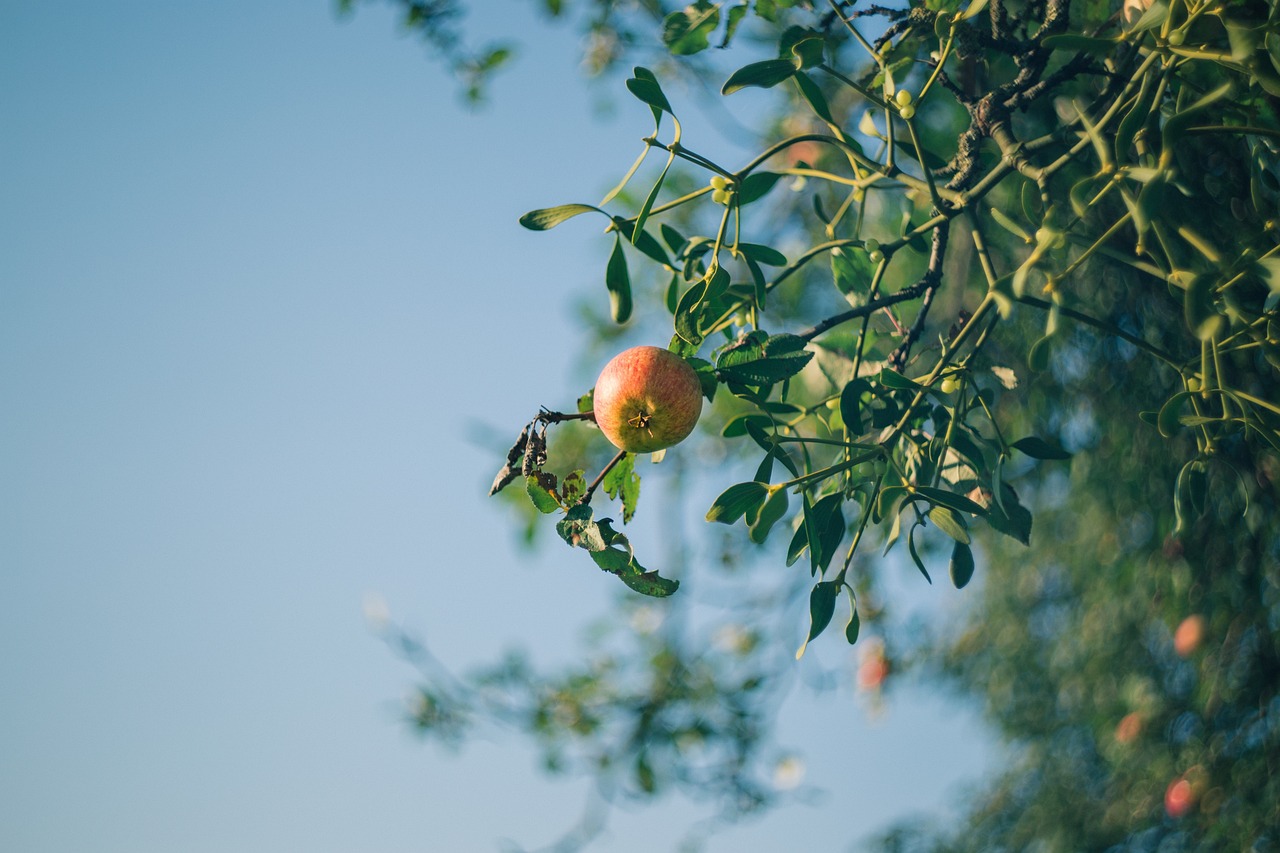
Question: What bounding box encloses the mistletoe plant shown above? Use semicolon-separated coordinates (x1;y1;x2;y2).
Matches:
490;0;1280;658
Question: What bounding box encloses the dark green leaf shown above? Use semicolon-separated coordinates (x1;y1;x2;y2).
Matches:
793;71;833;122
738;243;787;266
749;486;790;544
840;378;870;435
706;481;770;524
1011;436;1072;460
737;172;783;205
986;484;1032;545
907;523;932;583
913;485;988;516
949;541;975;589
605;237;632;324
722;59;797;95
844;586;860;644
797;580;839;658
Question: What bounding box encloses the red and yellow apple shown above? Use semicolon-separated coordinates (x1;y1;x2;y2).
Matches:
593;345;703;453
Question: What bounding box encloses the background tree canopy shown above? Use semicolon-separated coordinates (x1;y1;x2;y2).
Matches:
360;0;1280;849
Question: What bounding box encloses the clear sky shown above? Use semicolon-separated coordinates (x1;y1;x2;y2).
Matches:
1;3;999;851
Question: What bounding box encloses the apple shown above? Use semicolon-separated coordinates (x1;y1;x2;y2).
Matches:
592;345;703;453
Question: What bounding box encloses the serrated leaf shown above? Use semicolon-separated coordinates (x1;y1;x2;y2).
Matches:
526;473;561;514
556;504;607;551
707;481;770;524
519;204;604;231
603;453;640;523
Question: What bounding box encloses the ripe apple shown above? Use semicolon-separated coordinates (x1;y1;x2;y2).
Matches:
593;345;703;453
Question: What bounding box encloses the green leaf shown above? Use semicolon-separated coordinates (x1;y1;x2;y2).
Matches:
605;237;633;324
737;171;783;205
844;586;860;644
721;2;748;48
930;505;971;544
913;486;988;516
602;453;640;523
1011;436;1072;460
519;204;604;231
796;580;840;658
1184;272;1223;340
722;59;797;94
556;504;607;551
876;368;924;391
789;35;825;70
807;493;845;575
687;356;718;403
793;71;834;122
706;481;770;524
738;242;787;266
525;473;561;514
560;470;587;506
986;484;1032;545
749;486;790;544
949;541;975;589
907;522;932;583
1157;392;1193;438
634;149;675;247
611;218;672;268
663;2;721;56
840;378;870;435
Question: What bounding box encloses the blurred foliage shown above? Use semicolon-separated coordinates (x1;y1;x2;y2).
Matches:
363;0;1280;849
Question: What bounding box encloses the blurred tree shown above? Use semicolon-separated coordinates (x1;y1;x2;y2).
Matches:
354;0;1280;849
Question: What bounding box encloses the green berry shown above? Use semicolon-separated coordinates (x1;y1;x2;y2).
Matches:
940;376;960;394
895;89;913;107
863;238;880;253
868;249;885;264
712;188;731;205
1167;30;1185;46
710;175;729;191
899;104;916;120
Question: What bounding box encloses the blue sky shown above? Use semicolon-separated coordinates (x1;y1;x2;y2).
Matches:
1;3;999;850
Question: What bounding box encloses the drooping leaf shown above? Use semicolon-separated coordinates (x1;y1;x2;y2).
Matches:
605;237;633;324
796;580;840;659
749;486;790;544
949;541;976;589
